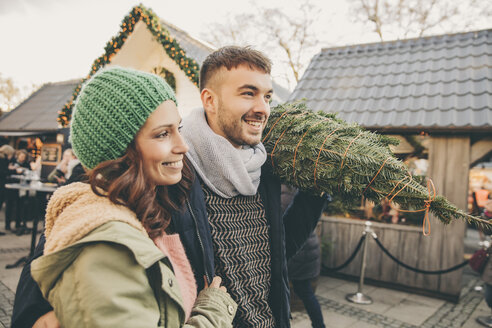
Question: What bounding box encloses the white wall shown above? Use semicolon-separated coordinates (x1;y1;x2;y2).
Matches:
109;21;202;118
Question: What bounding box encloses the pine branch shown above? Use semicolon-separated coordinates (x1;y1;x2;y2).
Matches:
263;102;491;232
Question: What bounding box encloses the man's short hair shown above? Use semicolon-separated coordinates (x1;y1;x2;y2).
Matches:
199;46;272;91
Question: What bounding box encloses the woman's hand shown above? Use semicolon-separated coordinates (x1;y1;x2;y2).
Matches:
33;311;60;328
55;175;66;185
206;276;227;293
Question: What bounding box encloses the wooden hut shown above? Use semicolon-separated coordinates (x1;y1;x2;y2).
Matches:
291;29;492;300
0;80;81;177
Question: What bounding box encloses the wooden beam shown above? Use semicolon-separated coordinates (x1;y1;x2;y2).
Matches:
471;138;492;166
388;135;414;154
425;136;469;297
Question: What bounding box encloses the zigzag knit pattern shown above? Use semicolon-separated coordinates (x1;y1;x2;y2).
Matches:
202;184;276;328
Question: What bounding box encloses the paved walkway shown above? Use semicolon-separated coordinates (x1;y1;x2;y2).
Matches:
0;208;490;327
291;275;487;328
0;218;30;328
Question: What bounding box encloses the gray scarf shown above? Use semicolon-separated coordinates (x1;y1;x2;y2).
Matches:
181;108;267;198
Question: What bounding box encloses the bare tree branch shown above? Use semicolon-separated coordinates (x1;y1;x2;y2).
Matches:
349;0;492;41
0;74;21;113
200;0;320;88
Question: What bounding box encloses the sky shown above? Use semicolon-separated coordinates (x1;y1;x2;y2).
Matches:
0;0;372;89
0;0;490;94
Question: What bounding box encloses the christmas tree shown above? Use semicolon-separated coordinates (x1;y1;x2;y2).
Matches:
262;102;491;232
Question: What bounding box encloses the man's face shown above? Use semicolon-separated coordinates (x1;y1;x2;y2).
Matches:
204;65;273;148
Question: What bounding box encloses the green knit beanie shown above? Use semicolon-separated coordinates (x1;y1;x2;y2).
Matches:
70;67;177;169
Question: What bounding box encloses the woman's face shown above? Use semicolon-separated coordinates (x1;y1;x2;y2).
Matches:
62;149;74;162
135;100;189;187
17;152;26;163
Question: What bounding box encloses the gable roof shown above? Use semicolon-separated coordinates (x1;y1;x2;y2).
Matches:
290;29;492;133
0;79;80;135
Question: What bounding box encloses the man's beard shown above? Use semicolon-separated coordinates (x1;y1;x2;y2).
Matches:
217;102;263;147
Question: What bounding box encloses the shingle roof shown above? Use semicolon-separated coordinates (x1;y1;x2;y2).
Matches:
290;29;492;132
0;79;80;134
160;19;215;66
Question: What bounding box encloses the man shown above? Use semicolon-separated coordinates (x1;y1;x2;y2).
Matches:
12;46;326;328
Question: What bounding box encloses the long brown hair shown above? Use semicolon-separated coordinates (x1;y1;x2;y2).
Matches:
88;142;193;238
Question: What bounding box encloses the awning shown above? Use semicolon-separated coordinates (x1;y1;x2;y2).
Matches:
0;131;52;137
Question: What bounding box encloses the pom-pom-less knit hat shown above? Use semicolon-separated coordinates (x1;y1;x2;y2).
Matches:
70;67;177;169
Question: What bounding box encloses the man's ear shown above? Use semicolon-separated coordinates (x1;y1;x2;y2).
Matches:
201;88;218;115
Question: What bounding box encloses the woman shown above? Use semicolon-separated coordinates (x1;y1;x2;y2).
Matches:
30;67;236;327
9;149;31;173
47;148;85;185
47;148;74;183
5;148;31;232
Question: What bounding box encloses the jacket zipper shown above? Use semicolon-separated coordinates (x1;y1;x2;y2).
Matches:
186;199;212;284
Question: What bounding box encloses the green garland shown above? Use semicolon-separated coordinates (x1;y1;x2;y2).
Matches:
152;66;177;92
58;4;199;127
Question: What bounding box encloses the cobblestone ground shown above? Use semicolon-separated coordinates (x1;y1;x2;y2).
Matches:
0;262;484;328
420;279;484;328
1;273;484;327
291;277;483;328
0;281;14;328
1;277;485;328
0;222;485;328
314;295;418;327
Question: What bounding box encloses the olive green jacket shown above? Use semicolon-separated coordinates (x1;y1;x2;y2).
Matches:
31;183;237;328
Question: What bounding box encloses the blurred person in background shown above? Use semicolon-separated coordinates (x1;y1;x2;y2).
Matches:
0;145;16;234
477;200;492;328
47;148;85;185
5;149;33;233
9;149;31;174
282;184;326;328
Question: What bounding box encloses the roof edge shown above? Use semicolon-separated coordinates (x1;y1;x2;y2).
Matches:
0;84;47;123
321;28;491;53
364;125;492;135
49;78;84;86
159;18;216;52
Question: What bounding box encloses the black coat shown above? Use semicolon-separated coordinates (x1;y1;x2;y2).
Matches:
12;166;326;328
64;163;86;185
281;185;322;281
0;157;10;185
287;232;321;281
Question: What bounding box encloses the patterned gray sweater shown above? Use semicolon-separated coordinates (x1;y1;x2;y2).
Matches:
202;184;275;328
